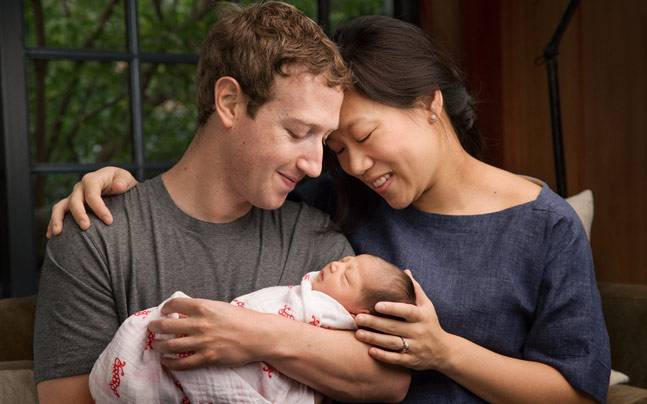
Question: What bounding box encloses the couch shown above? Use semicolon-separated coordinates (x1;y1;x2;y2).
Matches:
1;285;646;403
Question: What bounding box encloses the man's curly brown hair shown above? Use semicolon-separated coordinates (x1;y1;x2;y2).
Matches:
196;1;351;126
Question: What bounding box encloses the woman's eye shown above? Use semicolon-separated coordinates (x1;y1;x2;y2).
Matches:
358;130;374;143
334;147;346;155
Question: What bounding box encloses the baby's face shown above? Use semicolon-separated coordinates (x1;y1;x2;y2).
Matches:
311;254;378;314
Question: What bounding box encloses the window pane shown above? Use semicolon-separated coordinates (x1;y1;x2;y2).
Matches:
32;173;83;266
27;60;132;164
142;63;197;162
330;0;393;33
24;0;126;50
138;0;219;53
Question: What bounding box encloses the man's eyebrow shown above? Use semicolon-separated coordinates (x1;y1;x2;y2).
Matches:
283;117;323;131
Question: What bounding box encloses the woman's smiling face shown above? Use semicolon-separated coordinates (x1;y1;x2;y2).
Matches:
326;90;443;209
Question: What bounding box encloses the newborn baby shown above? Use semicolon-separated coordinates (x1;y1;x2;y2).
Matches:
89;254;415;404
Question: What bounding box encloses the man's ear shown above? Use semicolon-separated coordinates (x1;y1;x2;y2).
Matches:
214;76;244;128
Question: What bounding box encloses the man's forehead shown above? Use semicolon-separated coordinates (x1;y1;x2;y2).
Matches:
269;74;342;130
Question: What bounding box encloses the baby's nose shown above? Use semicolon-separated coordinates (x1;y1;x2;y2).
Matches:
330;262;341;272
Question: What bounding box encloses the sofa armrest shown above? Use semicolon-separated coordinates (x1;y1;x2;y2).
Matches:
0;296;36;362
599;282;647;389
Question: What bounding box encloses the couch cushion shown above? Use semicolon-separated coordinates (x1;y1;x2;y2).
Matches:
0;367;37;404
0;360;33;371
608;384;647;404
599;282;647;389
0;296;36;362
565;189;593;240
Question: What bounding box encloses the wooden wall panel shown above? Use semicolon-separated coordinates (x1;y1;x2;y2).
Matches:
498;0;647;284
424;0;647;284
499;0;582;186
578;0;647;284
422;0;462;60
461;0;503;166
423;0;504;166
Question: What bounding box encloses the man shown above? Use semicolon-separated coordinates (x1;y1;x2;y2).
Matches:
34;2;410;403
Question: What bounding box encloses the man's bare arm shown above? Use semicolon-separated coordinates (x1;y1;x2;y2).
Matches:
151;298;411;402
37;374;93;404
261;314;411;402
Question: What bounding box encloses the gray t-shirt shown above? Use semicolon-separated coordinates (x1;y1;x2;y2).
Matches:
33;176;354;383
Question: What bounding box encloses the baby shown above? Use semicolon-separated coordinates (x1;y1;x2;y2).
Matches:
89;254;414;404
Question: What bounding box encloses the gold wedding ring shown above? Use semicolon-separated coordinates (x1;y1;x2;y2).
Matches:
400;336;409;353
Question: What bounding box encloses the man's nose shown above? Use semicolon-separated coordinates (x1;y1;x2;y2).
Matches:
296;139;323;178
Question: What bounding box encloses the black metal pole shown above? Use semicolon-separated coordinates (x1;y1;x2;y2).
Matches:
546;58;568;197
541;0;580;197
126;0;146;181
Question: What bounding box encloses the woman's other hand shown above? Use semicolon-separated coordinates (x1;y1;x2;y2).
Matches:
354;270;454;372
46;167;138;238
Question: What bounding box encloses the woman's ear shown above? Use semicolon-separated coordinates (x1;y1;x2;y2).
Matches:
214;76;244;128
430;89;444;119
421;89;444;124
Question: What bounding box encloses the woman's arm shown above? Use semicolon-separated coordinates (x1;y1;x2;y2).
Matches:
47;167;137;237
149;297;410;403
354;271;595;404
437;334;594;404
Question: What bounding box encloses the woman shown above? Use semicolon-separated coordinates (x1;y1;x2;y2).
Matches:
48;16;609;403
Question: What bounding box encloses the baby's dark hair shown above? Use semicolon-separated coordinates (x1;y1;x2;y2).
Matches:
361;257;415;316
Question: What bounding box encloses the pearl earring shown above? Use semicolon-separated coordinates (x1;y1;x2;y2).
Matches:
430;114;438;123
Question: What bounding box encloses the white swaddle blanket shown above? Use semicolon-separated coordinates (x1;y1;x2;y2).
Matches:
89;271;356;404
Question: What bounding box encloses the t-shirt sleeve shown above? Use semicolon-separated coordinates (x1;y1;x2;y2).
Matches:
522;216;611;403
33;216;120;384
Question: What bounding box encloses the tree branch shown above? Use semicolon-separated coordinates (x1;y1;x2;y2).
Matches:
46;0;120;161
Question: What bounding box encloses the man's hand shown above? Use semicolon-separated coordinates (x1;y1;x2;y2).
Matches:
149;298;268;370
148;297;411;402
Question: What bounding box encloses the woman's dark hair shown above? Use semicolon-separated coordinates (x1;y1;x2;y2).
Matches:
327;16;482;231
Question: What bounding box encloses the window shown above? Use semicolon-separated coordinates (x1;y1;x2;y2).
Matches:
1;0;411;297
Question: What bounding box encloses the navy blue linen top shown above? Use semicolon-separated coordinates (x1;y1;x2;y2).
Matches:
293;179;610;403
